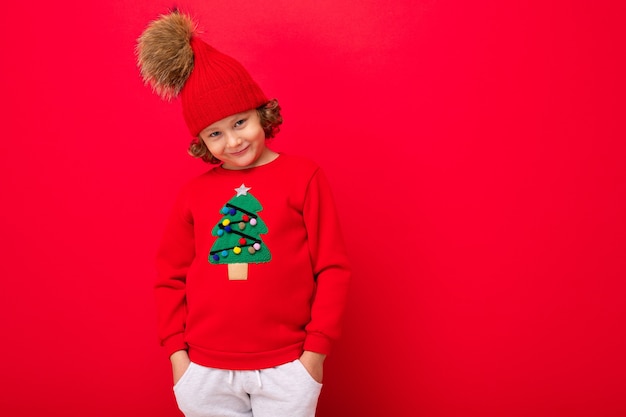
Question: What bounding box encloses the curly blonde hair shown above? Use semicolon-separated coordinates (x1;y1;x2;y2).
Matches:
188;99;283;164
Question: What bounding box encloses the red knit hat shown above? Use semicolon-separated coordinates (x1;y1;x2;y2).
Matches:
182;38;268;136
136;11;268;136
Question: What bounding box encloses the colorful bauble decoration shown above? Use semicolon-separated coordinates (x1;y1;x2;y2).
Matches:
209;184;271;266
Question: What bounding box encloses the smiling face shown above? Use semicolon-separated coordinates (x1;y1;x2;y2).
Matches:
198;109;277;170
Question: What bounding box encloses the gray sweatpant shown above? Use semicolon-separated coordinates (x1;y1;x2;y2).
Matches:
173;359;323;417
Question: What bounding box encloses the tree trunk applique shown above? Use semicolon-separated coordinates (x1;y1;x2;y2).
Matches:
208;184;271;280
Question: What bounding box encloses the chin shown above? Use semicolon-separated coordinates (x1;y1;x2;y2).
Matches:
223;159;253;169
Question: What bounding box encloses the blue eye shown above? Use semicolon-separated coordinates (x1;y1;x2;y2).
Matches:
234;119;246;128
208;131;221;138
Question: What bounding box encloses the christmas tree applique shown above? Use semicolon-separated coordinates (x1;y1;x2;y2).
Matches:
208;184;271;280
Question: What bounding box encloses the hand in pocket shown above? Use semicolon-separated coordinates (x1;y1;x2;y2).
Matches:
299;351;326;384
171;350;191;385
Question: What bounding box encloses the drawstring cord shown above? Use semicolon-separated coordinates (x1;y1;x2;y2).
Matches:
255;370;263;388
228;370;234;385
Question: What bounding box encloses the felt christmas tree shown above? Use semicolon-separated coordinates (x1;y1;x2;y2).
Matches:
209;184;271;280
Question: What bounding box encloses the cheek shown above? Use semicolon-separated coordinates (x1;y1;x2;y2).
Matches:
203;139;221;152
251;127;267;142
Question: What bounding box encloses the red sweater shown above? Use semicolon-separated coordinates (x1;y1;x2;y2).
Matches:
155;154;351;370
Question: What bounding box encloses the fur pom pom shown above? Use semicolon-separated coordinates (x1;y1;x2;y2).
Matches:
136;10;197;100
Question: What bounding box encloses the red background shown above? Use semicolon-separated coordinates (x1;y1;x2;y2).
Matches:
1;1;625;416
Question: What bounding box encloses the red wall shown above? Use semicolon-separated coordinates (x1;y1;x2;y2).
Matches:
1;1;625;416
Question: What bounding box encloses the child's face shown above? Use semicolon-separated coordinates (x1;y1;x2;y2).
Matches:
199;110;269;170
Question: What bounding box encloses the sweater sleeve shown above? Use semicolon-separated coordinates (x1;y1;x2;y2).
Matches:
302;168;351;355
154;185;195;357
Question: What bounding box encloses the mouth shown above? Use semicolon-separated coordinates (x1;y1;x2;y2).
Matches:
230;146;249;156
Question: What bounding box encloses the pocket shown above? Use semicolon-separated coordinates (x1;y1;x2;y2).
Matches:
295;359;323;386
173;361;195;391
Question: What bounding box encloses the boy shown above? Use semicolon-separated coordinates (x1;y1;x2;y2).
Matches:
136;10;350;417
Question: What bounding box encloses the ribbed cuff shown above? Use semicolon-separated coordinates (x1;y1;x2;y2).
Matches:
162;333;188;357
303;332;333;356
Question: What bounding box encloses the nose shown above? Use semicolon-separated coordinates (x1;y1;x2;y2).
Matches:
225;131;242;148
